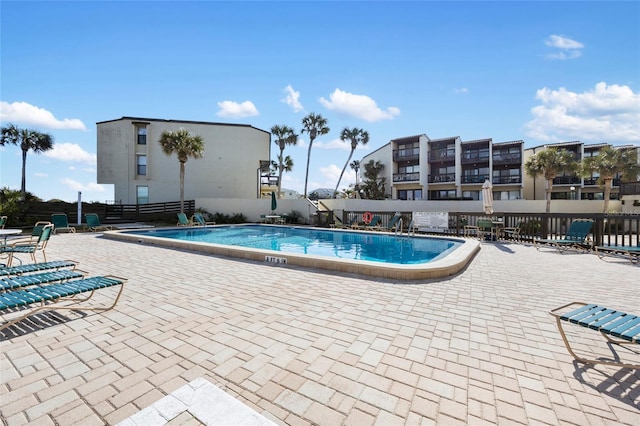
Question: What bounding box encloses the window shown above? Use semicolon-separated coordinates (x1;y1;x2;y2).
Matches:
397;189;422;200
137;186;149;204
429;189;457;199
438;165;455;175
398;164;420;174
494;190;520;200
137;126;147;145
462;190;480;200
137;155;147;176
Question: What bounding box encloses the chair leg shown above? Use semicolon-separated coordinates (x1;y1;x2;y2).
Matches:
554;316;640;369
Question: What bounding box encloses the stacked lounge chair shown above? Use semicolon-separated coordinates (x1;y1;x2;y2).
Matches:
0;259;126;332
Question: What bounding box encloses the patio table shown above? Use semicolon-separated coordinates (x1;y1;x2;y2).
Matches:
0;229;22;245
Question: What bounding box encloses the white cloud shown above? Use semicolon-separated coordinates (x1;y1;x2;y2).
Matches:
34;172;48;178
43;143;96;165
524;82;640;143
319;89;400;122
319;164;356;189
0;101;86;130
454;87;469;94
216;100;259;118
60;178;106;192
544;35;584;60
545;35;584;50
282;85;304;112
315;138;352;151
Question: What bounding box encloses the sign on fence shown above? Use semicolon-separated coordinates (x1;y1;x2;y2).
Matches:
412;212;449;233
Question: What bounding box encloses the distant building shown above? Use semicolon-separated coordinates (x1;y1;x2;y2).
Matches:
362;134;524;201
97;117;271;204
361;134;639;202
523;141;640;201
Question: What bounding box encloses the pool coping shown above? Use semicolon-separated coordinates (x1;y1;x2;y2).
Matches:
103;225;481;280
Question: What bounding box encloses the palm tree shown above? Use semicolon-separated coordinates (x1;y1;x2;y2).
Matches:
350;160;361;186
271;155;294;190
1;123;54;199
581;146;640;213
300;113;330;198
158;128;205;213
361;159;386;200
334;127;369;197
524;148;578;213
270;125;298;198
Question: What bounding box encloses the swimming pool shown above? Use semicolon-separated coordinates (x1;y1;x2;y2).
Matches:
106;224;480;280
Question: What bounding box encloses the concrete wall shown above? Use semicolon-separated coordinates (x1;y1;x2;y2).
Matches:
195;197;625;224
318;199;622;214
197;198;316;223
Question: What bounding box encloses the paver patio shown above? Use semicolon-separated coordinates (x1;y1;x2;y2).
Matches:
1;231;638;425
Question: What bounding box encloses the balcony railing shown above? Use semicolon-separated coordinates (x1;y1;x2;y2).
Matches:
428;151;456;162
261;176;279;186
492;176;521;185
460;154;490;165
492;153;522;165
583;177;598;186
393;172;420;182
428;173;455;183
393;149;420;161
620;181;640;196
552;176;581;185
461;175;490;184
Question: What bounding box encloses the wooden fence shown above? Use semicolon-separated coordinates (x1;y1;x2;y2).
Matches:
17;200;195;224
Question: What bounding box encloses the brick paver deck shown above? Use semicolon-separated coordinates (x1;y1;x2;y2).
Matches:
1;232;638;425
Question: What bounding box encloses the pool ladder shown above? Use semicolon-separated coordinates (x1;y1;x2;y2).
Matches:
406;219;416;237
394;218;403;235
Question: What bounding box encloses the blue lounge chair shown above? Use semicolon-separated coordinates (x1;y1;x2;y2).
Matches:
550;302;640;369
0;275;126;332
85;213;113;232
177;213;193;226
192;213;216;227
51;213;76;234
363;215;382;230
0;224;53;266
535;219;593;252
594;245;640;264
0;260;78;277
380;214;402;232
1;269;85;291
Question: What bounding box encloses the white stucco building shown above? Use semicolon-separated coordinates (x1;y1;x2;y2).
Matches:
97;117;271;204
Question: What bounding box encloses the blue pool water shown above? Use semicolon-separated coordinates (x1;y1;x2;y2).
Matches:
125;225;462;265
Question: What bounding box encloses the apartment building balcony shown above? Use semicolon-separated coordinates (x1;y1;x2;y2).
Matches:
583;177;598;186
493;176;522;185
428;151;456;162
393;149;420;162
461;175;490;184
492;153;522;165
261;175;279;187
428;173;455;183
620;181;640;196
553;176;581;185
393;172;420;182
460;154;490;165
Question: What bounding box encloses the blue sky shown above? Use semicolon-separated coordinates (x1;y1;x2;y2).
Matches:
1;1;639;203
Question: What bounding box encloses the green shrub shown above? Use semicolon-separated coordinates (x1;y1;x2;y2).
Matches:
211;212;247;224
520;220;542;235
